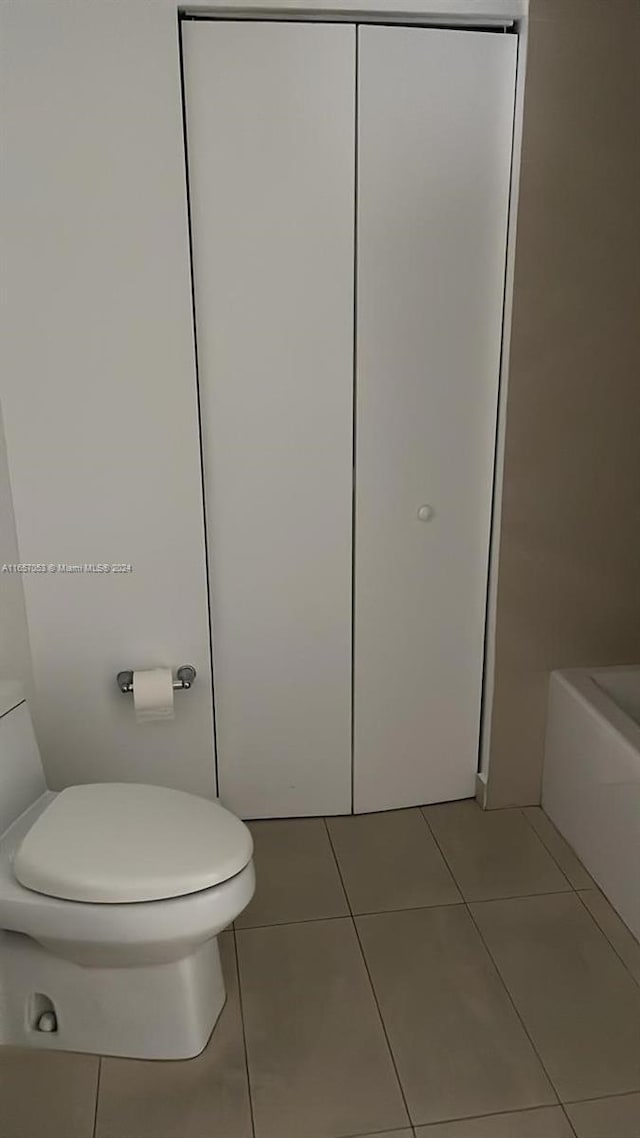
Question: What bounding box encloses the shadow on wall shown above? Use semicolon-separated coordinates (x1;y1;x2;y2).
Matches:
487;0;640;807
0;397;33;695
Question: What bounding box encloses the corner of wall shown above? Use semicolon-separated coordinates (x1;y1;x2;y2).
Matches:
484;0;640;809
0;398;34;701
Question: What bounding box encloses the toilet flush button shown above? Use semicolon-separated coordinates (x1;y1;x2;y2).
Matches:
417;504;434;522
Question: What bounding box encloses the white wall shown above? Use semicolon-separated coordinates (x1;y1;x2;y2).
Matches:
0;401;33;698
1;0;216;796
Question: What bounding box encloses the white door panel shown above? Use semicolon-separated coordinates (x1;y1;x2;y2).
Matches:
354;25;516;811
183;21;355;817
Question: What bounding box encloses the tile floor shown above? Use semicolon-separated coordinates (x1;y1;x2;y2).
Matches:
2;801;640;1138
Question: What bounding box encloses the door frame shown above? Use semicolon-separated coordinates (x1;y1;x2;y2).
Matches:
181;2;526;25
177;0;530;804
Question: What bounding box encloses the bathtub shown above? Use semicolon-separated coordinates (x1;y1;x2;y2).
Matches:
543;666;640;941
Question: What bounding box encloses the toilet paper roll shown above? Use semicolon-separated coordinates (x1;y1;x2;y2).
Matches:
133;668;175;723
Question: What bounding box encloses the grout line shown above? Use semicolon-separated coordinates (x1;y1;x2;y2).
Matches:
235;889;576;932
574;890;640;993
520;812;640;990
331;1127;415;1138
322;821;351;916
465;905;561;1106
237;899;468;932
458;888;575;905
330;1127;416;1138
232;927;257;1138
561;1104;580;1138
237;912;351;933
419;810;563;1111
91;1056;102;1138
298;1097;596;1133
411;1103;570;1129
346;923;415;1131
518;808;576;892
561;1086;640;1107
324;818;413;1130
324;817;353;914
518;811;640;992
418;804;572;905
411;1101;579;1129
403;1102;580;1138
238;888;585;935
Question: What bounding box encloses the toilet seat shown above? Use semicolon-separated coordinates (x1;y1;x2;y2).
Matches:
13;783;253;904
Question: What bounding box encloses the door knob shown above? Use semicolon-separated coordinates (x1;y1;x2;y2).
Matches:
417;504;434;522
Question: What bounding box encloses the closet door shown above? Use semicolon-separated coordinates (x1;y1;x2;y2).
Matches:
354;26;517;812
183;22;355;818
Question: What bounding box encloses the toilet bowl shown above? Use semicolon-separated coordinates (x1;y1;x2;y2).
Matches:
0;684;255;1059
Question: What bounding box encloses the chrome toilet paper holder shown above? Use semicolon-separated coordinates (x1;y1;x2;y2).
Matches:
116;665;197;695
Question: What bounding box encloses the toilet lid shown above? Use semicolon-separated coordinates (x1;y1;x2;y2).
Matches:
13;783;253;904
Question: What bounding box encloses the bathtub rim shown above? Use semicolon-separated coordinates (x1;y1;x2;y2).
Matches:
550;666;640;758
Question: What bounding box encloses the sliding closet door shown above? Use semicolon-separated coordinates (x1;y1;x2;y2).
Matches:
354;26;516;812
183;22;355;818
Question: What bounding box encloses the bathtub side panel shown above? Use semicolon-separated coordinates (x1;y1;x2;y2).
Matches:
543;672;640;942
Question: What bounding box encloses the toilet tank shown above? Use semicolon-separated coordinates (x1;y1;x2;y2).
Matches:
0;682;47;835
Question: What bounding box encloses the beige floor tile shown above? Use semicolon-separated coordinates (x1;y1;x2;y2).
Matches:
565;1092;640;1138
423;801;571;901
327;809;461;914
356;906;555;1126
578;889;640;986
415;1105;573;1136
471;893;640;1102
236;818;348;928
237;917;408;1138
95;933;252;1138
0;1047;99;1138
522;808;593;889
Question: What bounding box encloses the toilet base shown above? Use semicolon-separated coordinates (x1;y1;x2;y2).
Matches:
0;929;226;1059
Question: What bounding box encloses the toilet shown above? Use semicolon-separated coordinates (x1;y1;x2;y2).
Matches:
0;682;255;1060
